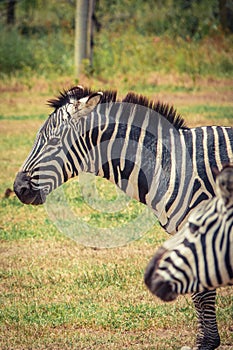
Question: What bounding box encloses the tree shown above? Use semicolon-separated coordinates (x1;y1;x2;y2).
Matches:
219;0;233;33
74;0;95;76
6;0;17;25
5;0;42;26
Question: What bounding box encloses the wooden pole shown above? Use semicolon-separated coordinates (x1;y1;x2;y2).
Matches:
74;0;88;77
86;0;95;67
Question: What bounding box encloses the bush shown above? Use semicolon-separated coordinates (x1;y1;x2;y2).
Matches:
0;25;74;77
96;0;220;39
93;30;233;80
0;27;37;75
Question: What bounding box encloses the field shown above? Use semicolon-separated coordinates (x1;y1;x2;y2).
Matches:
0;73;233;350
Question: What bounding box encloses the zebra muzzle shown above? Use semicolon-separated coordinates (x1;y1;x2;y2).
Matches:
144;248;178;302
14;171;46;205
147;275;177;302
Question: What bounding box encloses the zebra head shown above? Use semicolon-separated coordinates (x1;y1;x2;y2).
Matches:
144;165;233;301
14;86;103;205
144;218;211;301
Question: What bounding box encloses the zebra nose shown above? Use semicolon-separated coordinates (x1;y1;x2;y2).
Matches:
14;171;30;191
152;277;177;302
14;171;31;201
14;171;45;205
144;247;167;289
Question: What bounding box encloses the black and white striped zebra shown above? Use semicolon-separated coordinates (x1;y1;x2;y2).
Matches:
14;86;233;350
144;165;233;348
145;164;233;295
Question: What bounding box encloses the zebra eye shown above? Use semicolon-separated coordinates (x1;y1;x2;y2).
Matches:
49;137;60;146
220;180;226;187
189;222;199;234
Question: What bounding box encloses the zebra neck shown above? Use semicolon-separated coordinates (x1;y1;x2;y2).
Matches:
82;107;193;234
83;127;177;230
84;108;159;192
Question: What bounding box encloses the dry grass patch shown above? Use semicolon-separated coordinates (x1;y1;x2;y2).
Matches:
1;234;232;349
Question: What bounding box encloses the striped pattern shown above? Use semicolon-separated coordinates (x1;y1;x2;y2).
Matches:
145;165;233;295
145;165;233;349
14;87;233;350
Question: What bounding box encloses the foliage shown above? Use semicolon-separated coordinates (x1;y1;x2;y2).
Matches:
0;23;74;77
0;26;35;74
96;0;220;39
94;31;233;82
0;0;232;79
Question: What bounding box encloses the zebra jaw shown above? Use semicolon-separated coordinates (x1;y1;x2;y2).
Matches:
14;171;47;205
144;248;178;302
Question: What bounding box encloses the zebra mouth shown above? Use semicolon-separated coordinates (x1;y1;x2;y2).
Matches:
14;171;47;205
15;187;46;205
147;276;178;302
144;250;178;302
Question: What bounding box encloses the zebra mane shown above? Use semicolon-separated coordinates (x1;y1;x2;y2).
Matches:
122;92;187;130
47;86;93;109
47;86;117;109
47;87;186;130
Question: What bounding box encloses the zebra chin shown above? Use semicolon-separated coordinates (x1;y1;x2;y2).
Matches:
145;275;178;302
14;171;47;205
15;189;46;205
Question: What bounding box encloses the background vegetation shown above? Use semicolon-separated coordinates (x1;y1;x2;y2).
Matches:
0;0;233;82
0;0;233;349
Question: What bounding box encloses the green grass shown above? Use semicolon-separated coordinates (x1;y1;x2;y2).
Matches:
179;105;233;125
0;114;46;121
0;78;233;349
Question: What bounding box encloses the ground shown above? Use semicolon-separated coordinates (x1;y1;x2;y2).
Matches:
0;73;232;349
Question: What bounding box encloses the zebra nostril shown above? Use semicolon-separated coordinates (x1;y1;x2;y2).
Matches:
14;171;32;197
14;171;30;187
19;185;30;194
14;181;30;197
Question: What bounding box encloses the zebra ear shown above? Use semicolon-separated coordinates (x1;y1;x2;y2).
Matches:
72;92;103;119
86;92;103;107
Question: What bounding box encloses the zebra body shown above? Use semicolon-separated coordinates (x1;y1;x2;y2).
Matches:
144;165;233;300
14;87;233;234
14;87;233;350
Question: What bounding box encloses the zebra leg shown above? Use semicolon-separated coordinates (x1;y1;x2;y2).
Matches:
192;290;220;350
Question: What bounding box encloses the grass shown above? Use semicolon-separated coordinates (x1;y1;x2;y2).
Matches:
0;75;233;349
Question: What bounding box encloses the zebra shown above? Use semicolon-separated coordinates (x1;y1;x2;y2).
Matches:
14;86;233;350
144;164;233;298
144;165;233;349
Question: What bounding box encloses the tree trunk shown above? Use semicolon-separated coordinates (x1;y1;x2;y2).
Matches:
6;0;17;25
219;0;233;33
87;0;95;67
74;0;95;77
